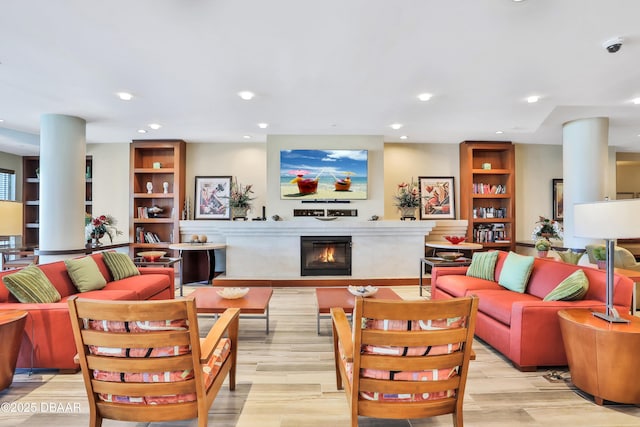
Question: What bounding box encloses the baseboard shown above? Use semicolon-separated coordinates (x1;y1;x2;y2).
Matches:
211;277;425;287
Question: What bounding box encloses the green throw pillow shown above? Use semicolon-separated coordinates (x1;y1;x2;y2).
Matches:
498;252;535;293
466;251;499;281
65;256;107;292
543;269;589;301
102;252;140;281
2;265;61;303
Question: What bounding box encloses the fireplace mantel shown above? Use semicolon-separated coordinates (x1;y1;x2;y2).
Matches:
179;220;439;279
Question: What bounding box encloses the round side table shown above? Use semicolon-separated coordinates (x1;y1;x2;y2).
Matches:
169;243;226;285
558;308;640;405
0;310;28;391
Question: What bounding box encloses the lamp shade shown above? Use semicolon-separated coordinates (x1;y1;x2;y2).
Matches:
574;199;640;239
0;200;23;236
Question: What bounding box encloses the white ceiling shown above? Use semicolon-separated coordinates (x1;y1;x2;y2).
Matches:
1;0;640;156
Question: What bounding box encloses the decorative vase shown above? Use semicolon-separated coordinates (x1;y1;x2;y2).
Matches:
537;250;548;258
399;206;417;220
232;206;249;220
596;260;606;270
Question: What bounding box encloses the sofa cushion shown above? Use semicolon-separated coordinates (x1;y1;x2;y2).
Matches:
102;252;140;281
104;274;170;300
466;251;499;281
437;274;503;297
2;265;61;303
61;289;139;301
471;289;541;326
498;252;535;293
65;256;107;292
543;269;589;301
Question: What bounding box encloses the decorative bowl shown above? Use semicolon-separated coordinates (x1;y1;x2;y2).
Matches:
444;236;466;245
216;287;249;299
437;251;464;261
137;251;167;262
348;285;378;297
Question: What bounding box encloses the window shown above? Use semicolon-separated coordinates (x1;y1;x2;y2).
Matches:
0;168;16;201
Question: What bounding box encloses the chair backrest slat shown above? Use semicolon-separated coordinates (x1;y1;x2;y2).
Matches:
332;295;478;426
68;295;239;426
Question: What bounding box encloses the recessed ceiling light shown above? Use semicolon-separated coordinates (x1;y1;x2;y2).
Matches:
496;130;504;134
243;135;252;139
527;95;540;103
257;122;269;129
417;93;432;102
633;98;640;105
390;123;403;130
116;92;133;101
0;119;4;123
148;123;161;130
137;129;147;134
238;91;255;100
400;135;408;140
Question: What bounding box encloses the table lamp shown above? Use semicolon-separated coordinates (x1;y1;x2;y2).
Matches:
574;198;640;323
0;200;23;244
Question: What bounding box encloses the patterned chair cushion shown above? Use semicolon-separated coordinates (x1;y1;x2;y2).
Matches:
85;318;231;404
341;315;467;402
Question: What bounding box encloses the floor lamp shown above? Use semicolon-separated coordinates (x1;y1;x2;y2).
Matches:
0;200;23;246
574;199;640;323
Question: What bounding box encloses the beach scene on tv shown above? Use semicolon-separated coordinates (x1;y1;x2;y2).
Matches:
280;149;368;200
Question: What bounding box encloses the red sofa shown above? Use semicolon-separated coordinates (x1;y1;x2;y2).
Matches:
0;252;175;371
431;251;634;371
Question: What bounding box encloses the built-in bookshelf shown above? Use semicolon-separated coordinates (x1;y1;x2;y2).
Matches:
459;141;515;252
22;156;92;247
129;140;186;256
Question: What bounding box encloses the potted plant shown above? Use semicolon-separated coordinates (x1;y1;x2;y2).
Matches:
229;179;255;220
535;238;551;258
593;246;607;269
393;179;421;220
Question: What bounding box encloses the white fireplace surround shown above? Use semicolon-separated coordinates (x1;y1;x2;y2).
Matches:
179;219;468;279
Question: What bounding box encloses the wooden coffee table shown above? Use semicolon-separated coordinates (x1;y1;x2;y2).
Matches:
190;287;273;334
315;287;402;334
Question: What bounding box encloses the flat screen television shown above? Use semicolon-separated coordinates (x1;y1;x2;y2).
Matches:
280;149;368;200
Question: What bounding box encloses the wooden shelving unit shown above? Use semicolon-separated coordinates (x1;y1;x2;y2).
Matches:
459;141;515;252
129;140;186;256
22;156;92;247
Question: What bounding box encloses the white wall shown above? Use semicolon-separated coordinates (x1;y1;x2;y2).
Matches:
515;143;563;243
383;143;460;219
186;142;267;219
86;143;131;244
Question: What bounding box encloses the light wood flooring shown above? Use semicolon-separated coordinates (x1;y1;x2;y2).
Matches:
1;285;640;426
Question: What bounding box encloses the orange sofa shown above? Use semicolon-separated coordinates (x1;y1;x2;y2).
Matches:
431;251;634;371
0;252;175;371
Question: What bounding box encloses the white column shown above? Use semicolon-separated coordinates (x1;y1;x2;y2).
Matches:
39;114;87;263
562;117;609;248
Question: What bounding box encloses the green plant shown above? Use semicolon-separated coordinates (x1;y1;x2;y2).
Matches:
531;216;563;240
535;239;551;251
394;179;421;208
229;179;255;208
593;246;607;261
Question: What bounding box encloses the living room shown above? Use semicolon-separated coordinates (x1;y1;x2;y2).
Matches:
2;1;640;426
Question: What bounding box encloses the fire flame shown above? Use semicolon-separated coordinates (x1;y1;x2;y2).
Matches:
318;245;335;263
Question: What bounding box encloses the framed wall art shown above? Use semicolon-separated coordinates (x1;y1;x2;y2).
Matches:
552;178;563;221
194;176;232;220
418;176;455;220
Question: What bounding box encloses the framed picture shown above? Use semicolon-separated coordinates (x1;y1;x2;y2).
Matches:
552;179;563;221
418;176;455;220
194;176;232;220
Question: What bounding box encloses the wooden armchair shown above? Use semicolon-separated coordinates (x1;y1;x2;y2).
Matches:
68;295;239;427
331;295;478;427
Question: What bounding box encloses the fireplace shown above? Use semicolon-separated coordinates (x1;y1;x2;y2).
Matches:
300;236;352;276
